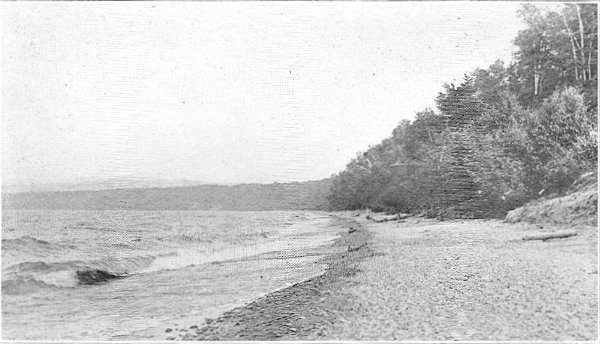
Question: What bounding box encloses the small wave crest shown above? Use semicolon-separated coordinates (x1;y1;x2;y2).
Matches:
171;233;214;244
2;268;81;294
2;236;77;258
3;235;52;248
2;277;64;295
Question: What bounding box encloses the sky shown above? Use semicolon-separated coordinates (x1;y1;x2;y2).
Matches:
2;2;526;187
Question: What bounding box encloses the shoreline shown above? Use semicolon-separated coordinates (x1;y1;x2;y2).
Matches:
170;213;597;341
170;214;375;340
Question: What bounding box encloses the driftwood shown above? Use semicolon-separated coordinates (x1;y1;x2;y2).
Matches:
348;243;367;252
522;231;578;241
366;213;410;223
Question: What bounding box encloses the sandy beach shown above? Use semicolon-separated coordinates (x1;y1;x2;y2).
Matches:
176;213;598;341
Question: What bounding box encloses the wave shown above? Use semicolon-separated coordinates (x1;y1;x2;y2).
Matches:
2;277;63;295
3;228;280;296
2;254;161;295
2;236;77;257
3;235;53;248
2;269;126;294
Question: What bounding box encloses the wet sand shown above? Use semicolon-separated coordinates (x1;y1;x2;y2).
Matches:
173;214;598;341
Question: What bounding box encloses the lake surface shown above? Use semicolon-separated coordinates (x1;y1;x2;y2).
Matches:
1;210;341;340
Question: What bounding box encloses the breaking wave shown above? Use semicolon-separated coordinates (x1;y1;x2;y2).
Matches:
2;255;160;295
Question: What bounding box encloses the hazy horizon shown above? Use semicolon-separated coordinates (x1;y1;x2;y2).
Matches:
3;2;525;188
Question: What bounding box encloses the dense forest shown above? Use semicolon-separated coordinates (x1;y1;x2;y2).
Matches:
328;4;598;218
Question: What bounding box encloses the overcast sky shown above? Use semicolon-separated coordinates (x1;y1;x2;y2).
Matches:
2;2;525;187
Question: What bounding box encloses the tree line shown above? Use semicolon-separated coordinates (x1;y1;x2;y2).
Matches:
328;4;597;218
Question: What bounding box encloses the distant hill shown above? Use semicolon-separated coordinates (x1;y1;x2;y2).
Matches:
2;180;332;211
1;178;211;194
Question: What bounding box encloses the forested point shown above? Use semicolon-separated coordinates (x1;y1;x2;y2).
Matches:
327;4;598;219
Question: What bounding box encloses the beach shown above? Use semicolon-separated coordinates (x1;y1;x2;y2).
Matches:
2;210;596;341
181;213;598;341
4;2;598;342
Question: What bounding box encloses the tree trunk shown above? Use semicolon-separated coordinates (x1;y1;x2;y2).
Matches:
576;4;587;80
588;40;593;79
561;10;581;80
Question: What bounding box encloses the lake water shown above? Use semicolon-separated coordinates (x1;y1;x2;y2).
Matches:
1;210;342;340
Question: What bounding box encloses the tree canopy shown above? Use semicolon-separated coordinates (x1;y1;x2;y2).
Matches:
328;4;597;218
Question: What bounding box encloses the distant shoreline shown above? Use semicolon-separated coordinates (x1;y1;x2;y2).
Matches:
1;179;332;211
